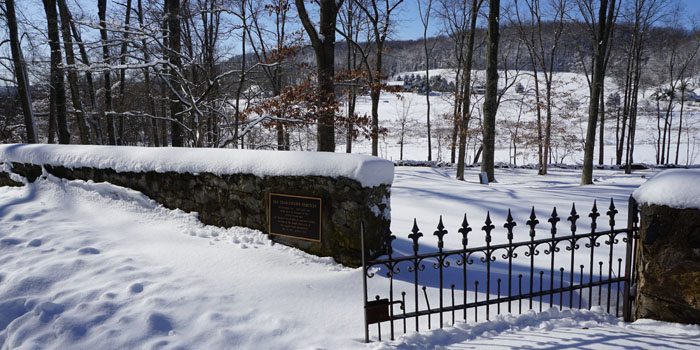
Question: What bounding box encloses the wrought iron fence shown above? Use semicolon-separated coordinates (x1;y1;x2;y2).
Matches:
361;195;639;343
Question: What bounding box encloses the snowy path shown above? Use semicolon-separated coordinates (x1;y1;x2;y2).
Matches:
2;166;700;349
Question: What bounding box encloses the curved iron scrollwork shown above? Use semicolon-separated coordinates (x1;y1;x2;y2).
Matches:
455;251;475;266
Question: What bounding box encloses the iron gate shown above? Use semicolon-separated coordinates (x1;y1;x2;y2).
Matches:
361;196;639;342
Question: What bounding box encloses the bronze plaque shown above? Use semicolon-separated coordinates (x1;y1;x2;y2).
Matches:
268;193;322;242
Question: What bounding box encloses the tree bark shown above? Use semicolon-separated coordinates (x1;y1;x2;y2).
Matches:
675;83;685;164
117;0;133;145
344;7;357;154
419;0;433;161
456;0;481;180
295;0;343;152
43;0;70;144
5;0;38;143
67;7;102;144
137;0;159;147
581;0;616;185
481;0;500;182
233;0;246;149
598;85;605;165
98;0;116;145
166;0;184;147
57;0;91;144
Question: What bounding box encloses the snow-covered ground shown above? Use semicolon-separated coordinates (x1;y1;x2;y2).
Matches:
2;164;700;349
341;70;700;166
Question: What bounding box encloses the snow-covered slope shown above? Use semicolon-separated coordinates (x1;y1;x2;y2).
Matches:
349;69;700;166
0;173;362;349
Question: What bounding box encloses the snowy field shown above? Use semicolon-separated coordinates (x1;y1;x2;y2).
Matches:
340;70;700;166
2;164;700;349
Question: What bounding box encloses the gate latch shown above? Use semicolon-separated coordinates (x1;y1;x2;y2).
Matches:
365;298;404;324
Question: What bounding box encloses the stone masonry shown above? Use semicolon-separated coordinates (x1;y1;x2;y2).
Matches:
0;162;391;267
634;203;700;324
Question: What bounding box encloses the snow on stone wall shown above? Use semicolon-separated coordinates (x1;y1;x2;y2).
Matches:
0;144;394;188
0;144;394;266
632;169;700;210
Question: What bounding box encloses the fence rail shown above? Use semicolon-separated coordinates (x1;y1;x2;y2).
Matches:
361;195;639;343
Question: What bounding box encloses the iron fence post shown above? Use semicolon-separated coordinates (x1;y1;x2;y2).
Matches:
623;195;636;322
361;221;369;343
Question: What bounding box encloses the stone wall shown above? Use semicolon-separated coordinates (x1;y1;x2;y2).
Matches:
0;162;391;267
634;203;700;324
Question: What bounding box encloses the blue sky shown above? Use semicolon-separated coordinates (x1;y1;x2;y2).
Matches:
395;0;700;41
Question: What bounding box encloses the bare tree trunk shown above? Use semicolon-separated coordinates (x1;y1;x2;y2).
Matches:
655;96;661;163
166;0;184;147
5;0;38;143
277;124;285;150
533;69;544;173
625;60;641;174
295;0;343;152
57;0;90;144
160;4;170;147
666;112;673;164
473;145;483;165
616;44;634;165
456;0;481;180
48;97;57;143
137;0;159;147
346;94;355;153
43;0;70;144
353;0;402;156
345;30;356;153
598;85;605;165
345;29;357;153
450;68;461;164
98;0;116;145
233;1;246;149
370;88;380;155
543;76;552;174
675;83;685;164
67;8;102;144
419;0;434;161
117;0;133;145
181;4;200;146
661;94;673;164
581;0;616;185
481;0;500;182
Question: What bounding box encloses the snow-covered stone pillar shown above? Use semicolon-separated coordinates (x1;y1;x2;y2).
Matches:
632;169;700;324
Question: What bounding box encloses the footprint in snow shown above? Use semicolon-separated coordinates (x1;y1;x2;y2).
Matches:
0;299;28;331
78;247;100;255
36;301;65;322
28;239;42;247
151;340;169;350
130;283;144;294
0;238;22;246
147;312;173;334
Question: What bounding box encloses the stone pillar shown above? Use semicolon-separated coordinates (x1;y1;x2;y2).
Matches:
634;203;700;324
